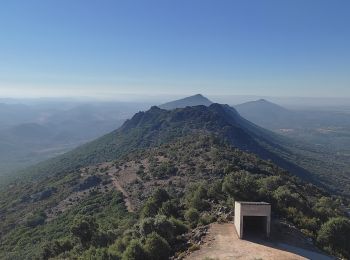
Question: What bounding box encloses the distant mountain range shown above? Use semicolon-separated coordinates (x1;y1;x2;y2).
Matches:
2;95;349;197
159;94;212;110
235;99;302;129
235;99;350;130
14;95;349;197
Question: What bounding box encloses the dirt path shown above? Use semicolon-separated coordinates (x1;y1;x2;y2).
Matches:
110;176;135;212
105;161;143;213
185;223;331;260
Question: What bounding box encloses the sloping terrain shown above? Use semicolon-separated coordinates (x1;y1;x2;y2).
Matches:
236;99;350;197
0;101;149;178
16;103;350;196
0;134;348;259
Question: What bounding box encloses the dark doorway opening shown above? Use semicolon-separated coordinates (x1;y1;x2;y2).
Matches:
243;216;266;238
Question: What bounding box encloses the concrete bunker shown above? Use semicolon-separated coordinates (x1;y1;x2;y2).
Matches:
234;201;271;239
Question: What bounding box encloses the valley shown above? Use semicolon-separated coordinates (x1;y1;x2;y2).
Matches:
0;101;151;179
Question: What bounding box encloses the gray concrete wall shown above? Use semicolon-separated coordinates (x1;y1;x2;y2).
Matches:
234;202;271;239
234;202;242;238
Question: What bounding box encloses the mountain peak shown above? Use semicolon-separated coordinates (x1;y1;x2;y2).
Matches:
159;94;213;110
150;105;161;110
193;93;205;98
236;99;287;110
235;99;295;130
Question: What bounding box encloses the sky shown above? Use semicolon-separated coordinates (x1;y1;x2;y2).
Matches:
0;0;349;99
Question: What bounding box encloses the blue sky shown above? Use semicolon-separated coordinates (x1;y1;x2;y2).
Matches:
0;0;349;98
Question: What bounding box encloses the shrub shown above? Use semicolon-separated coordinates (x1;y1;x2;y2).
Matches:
222;171;258;201
141;200;159;218
144;232;171;260
139;217;156;237
41;239;73;259
139;215;178;244
207;180;224;201
185;208;200;227
313;197;342;221
153;215;176;243
200;213;215;225
141;189;170;218
70;216;99;246
169;217;188;236
188;244;200;252
317;217;350;258
81;247;114;260
159;199;179;217
25;211;46;227
150;162;178;179
108;235;132;257
122;239;147;260
186;183;209;211
152;188;170;206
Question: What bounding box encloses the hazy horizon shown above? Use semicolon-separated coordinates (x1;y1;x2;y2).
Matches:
1;93;350;108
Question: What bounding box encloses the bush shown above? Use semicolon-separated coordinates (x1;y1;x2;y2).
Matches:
139;215;178;244
139;217;156;237
185;208;200;227
207;180;224;201
313;197;341;221
152;188;170;206
122;239;147;260
222;171;258;201
141;200;159;218
25;211;46;227
153;215;176;244
70;216;99;246
200;213;215;225
169;217;188;236
81;247;115;260
150;162;178;179
317;217;350;258
273;186;303;210
41;239;73;259
141;189;170;218
144;232;171;260
159;199;179;217
186;183;209;211
188;244;200;252
108;235;132;257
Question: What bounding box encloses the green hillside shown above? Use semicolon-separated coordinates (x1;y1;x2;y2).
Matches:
13;104;350;197
1;134;348;259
